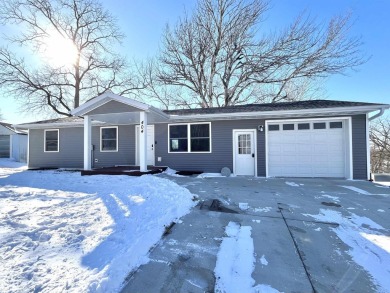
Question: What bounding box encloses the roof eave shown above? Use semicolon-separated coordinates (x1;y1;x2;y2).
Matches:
168;105;389;121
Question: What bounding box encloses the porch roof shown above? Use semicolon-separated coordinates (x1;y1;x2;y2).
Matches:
70;91;169;124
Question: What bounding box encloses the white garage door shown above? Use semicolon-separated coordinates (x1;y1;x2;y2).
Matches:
267;120;346;178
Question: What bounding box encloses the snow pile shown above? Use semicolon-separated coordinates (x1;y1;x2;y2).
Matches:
0;162;195;292
304;209;390;292
340;185;372;195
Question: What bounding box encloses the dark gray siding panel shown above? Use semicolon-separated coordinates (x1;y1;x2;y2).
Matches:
155;120;266;175
92;125;136;168
29;128;84;168
87;100;141;115
352;114;367;180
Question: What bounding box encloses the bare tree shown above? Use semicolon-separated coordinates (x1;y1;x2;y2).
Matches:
0;0;147;117
370;117;390;173
154;0;365;108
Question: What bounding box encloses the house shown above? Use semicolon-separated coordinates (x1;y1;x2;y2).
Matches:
0;121;28;162
15;92;389;179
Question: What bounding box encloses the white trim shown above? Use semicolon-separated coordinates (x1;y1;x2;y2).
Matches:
347;117;353;180
9;133;13;159
170;105;389;121
139;112;148;172
100;126;118;152
27;129;30;167
265;117;352;179
44;129;59;152
366;114;370;180
168;122;212;153
84;116;92;170
232;129;257;176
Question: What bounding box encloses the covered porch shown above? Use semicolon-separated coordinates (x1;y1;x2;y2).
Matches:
70;92;169;172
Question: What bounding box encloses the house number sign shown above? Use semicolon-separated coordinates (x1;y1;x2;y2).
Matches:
140;121;144;133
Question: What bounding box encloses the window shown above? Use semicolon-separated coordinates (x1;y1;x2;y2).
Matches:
330;121;343;129
44;129;59;152
101;127;118;152
313;122;326;129
169;125;188;152
283;124;294;130
238;134;251;154
268;125;279;131
169;123;211;153
298;123;310;130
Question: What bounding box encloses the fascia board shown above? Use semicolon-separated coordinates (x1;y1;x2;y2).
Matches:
168;105;389;121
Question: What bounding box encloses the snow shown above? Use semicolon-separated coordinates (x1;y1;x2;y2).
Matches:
259;255;268;266
239;202;249;210
214;222;280;293
0;159;195;292
285;181;299;187
320;194;340;202
214;222;255;293
254;207;272;213
304;209;390;292
340;186;372;195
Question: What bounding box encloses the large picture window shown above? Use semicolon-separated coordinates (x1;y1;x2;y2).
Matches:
169;123;211;153
44;129;59;152
101;126;118;152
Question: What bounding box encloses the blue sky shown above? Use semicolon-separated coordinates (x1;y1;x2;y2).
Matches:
0;0;389;123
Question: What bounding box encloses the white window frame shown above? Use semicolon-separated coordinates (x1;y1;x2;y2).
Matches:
168;122;212;153
100;126;118;152
44;129;59;152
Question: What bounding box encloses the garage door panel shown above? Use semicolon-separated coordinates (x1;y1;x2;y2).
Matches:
0;135;10;158
268;120;346;178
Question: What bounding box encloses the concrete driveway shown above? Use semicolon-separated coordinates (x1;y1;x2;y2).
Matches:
121;176;390;293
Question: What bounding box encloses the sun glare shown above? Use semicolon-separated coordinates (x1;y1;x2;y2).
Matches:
42;33;79;68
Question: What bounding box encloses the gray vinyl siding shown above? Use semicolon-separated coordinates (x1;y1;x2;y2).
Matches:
28;128;84;168
86;100;141;115
352;114;367;179
92;125;136;168
155;120;266;176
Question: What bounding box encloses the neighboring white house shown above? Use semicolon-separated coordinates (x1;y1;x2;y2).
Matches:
0;122;28;162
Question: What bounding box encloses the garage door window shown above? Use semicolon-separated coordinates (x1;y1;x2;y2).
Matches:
268;125;279;131
283;124;294;130
44;129;59;152
313;122;326;129
298;123;310;130
330;122;343;129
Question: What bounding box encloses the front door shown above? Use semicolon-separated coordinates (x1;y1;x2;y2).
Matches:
233;130;256;176
136;125;155;166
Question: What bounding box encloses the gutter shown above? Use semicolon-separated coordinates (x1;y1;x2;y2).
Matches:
368;107;388;121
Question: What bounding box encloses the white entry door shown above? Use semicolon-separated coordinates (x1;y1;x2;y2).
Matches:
136;125;155;166
233;130;256;176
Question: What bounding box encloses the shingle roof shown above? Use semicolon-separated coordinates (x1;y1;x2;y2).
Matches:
164;100;386;116
0;121;27;134
17;116;83;126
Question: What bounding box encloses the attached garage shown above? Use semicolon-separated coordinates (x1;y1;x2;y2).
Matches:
266;118;351;178
0;135;11;158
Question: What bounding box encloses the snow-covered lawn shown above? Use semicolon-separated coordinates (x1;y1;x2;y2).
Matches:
0;159;195;292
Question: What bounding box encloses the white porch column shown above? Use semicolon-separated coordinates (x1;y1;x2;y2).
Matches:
84;115;92;170
139;111;148;172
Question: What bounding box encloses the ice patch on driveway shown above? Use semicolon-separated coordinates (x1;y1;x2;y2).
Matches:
285;182;299;187
340;186;372;195
254;207;272;213
304;209;390;292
